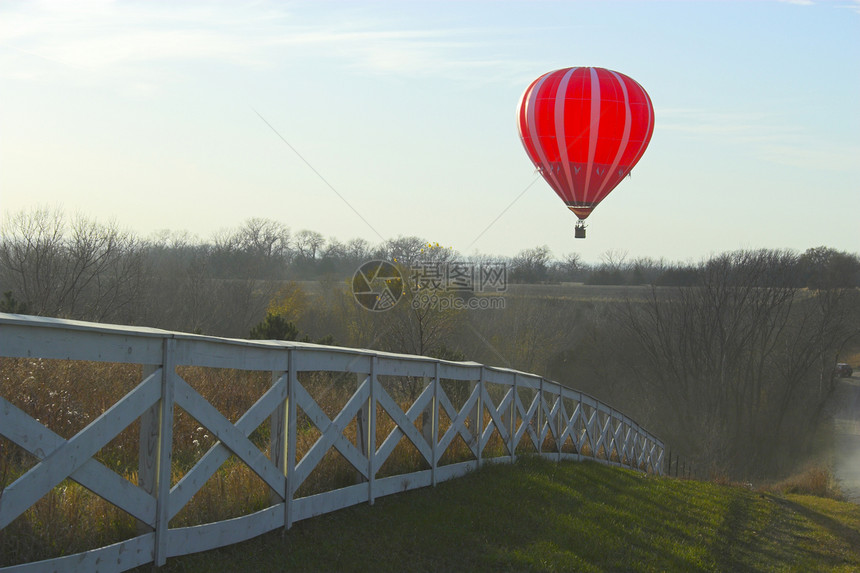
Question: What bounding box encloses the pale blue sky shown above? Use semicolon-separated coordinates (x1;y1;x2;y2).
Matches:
1;0;858;262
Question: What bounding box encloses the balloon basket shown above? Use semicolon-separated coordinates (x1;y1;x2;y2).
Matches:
574;221;586;239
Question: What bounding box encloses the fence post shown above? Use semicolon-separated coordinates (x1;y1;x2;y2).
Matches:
537;378;543;456
467;377;480;462
557;388;563;462
476;367;484;468
137;364;160;536
577;391;584;459
431;362;439;487
153;337;176;567
269;368;289;511
367;356;377;505
355;372;367;485
661;442;666;476
510;373;517;463
285;349;297;530
421;374;432;451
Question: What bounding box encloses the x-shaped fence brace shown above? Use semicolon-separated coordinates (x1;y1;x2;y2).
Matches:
436;382;481;462
169;372;289;518
375;379;434;468
514;386;542;451
479;385;514;456
0;371;161;530
292;377;371;489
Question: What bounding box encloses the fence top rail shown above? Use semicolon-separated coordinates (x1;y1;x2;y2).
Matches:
0;312;171;338
0;312;487;371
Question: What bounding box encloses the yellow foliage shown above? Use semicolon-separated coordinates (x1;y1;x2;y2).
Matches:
267;281;309;322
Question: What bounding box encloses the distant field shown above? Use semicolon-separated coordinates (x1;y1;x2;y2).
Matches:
504;282;656;301
293;279;659;302
142;458;860;573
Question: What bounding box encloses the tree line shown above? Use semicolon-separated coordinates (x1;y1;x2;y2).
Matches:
3;208;857;330
2;207;859;480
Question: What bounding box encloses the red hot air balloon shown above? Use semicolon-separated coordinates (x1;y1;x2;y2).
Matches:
517;67;654;238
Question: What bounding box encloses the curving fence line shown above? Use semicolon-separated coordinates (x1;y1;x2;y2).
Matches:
0;313;664;572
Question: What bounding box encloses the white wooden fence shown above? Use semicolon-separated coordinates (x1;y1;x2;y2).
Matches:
0;313;664;572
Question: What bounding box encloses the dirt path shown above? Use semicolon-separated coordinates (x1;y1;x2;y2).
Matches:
833;374;860;502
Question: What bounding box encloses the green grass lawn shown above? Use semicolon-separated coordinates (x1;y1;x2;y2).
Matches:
145;458;860;572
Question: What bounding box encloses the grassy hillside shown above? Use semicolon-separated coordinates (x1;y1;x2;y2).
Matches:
144;458;860;573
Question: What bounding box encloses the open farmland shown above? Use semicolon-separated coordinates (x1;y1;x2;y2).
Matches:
504;282;657;301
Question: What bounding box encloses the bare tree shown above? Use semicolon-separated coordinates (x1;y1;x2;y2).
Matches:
293;230;325;260
600;248;629;270
800;246;860;289
380;236;427;266
468;295;574;375
510;245;552;283
206;219;291;279
344;238;372;264
380;292;463;358
140;238;213;333
0;208;146;322
550;252;584;282
618;249;858;479
236;218;291;261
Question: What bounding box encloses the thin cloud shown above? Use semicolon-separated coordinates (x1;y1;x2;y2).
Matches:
759;142;860;172
659;108;793;139
776;0;860;13
659;107;858;172
0;2;539;84
0;3;271;71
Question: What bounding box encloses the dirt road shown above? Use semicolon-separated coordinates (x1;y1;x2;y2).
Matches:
833;374;860;502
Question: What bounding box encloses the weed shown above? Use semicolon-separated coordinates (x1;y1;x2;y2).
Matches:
761;464;843;500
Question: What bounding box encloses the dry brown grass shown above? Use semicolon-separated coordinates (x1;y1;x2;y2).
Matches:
760;464;843;500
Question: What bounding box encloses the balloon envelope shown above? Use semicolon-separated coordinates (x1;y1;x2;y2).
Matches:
517;67;654;220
